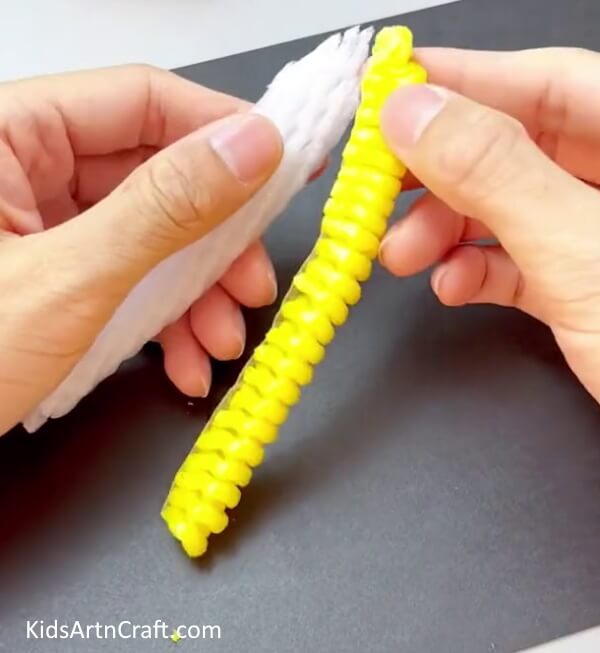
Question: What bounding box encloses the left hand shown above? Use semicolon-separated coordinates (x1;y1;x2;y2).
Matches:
0;65;315;433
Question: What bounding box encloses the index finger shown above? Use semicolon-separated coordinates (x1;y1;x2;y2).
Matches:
414;47;600;142
0;65;250;156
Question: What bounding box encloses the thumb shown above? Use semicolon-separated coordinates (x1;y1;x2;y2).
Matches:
45;112;282;287
380;84;600;276
0;112;281;433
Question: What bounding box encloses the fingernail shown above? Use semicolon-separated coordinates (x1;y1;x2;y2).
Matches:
199;384;210;398
431;264;447;296
209;114;282;183
232;310;246;360
266;264;278;304
233;339;245;360
198;361;212;398
379;228;397;264
233;334;245;360
381;85;447;151
379;223;405;268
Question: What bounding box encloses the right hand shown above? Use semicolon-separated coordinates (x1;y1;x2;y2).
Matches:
378;47;600;404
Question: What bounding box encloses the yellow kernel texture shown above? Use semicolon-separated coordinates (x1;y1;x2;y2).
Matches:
162;25;427;557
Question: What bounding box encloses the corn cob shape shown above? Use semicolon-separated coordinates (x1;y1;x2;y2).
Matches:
162;26;427;558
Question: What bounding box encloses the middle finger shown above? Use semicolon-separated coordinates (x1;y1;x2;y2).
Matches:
380;192;493;276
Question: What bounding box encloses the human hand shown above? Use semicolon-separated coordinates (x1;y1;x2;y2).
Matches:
379;47;600;403
0;65;285;435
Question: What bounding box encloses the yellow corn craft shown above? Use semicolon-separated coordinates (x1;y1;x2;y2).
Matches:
162;26;427;558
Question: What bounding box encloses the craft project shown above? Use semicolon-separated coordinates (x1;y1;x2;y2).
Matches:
23;27;372;432
162;26;427;557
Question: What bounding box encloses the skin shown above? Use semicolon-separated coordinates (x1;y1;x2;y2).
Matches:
0;65;287;434
379;46;600;406
3;47;600;434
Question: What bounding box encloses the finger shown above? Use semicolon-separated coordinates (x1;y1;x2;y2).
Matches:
220;241;277;308
78;148;328;213
380;192;492;276
157;313;212;397
380;85;600;279
431;245;540;318
1;65;250;157
0;143;43;233
37;112;282;309
414;47;600;143
2;112;281;425
76;149;326;219
190;285;246;361
415;48;600;183
37;191;79;227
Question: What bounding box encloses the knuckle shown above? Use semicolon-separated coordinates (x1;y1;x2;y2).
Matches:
136;155;214;239
123;62;162;79
546;46;592;61
435;108;527;201
528;46;585;61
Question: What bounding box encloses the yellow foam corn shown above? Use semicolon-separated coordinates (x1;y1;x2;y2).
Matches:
162;26;427;557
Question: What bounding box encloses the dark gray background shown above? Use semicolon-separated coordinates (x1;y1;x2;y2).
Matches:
1;0;599;651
